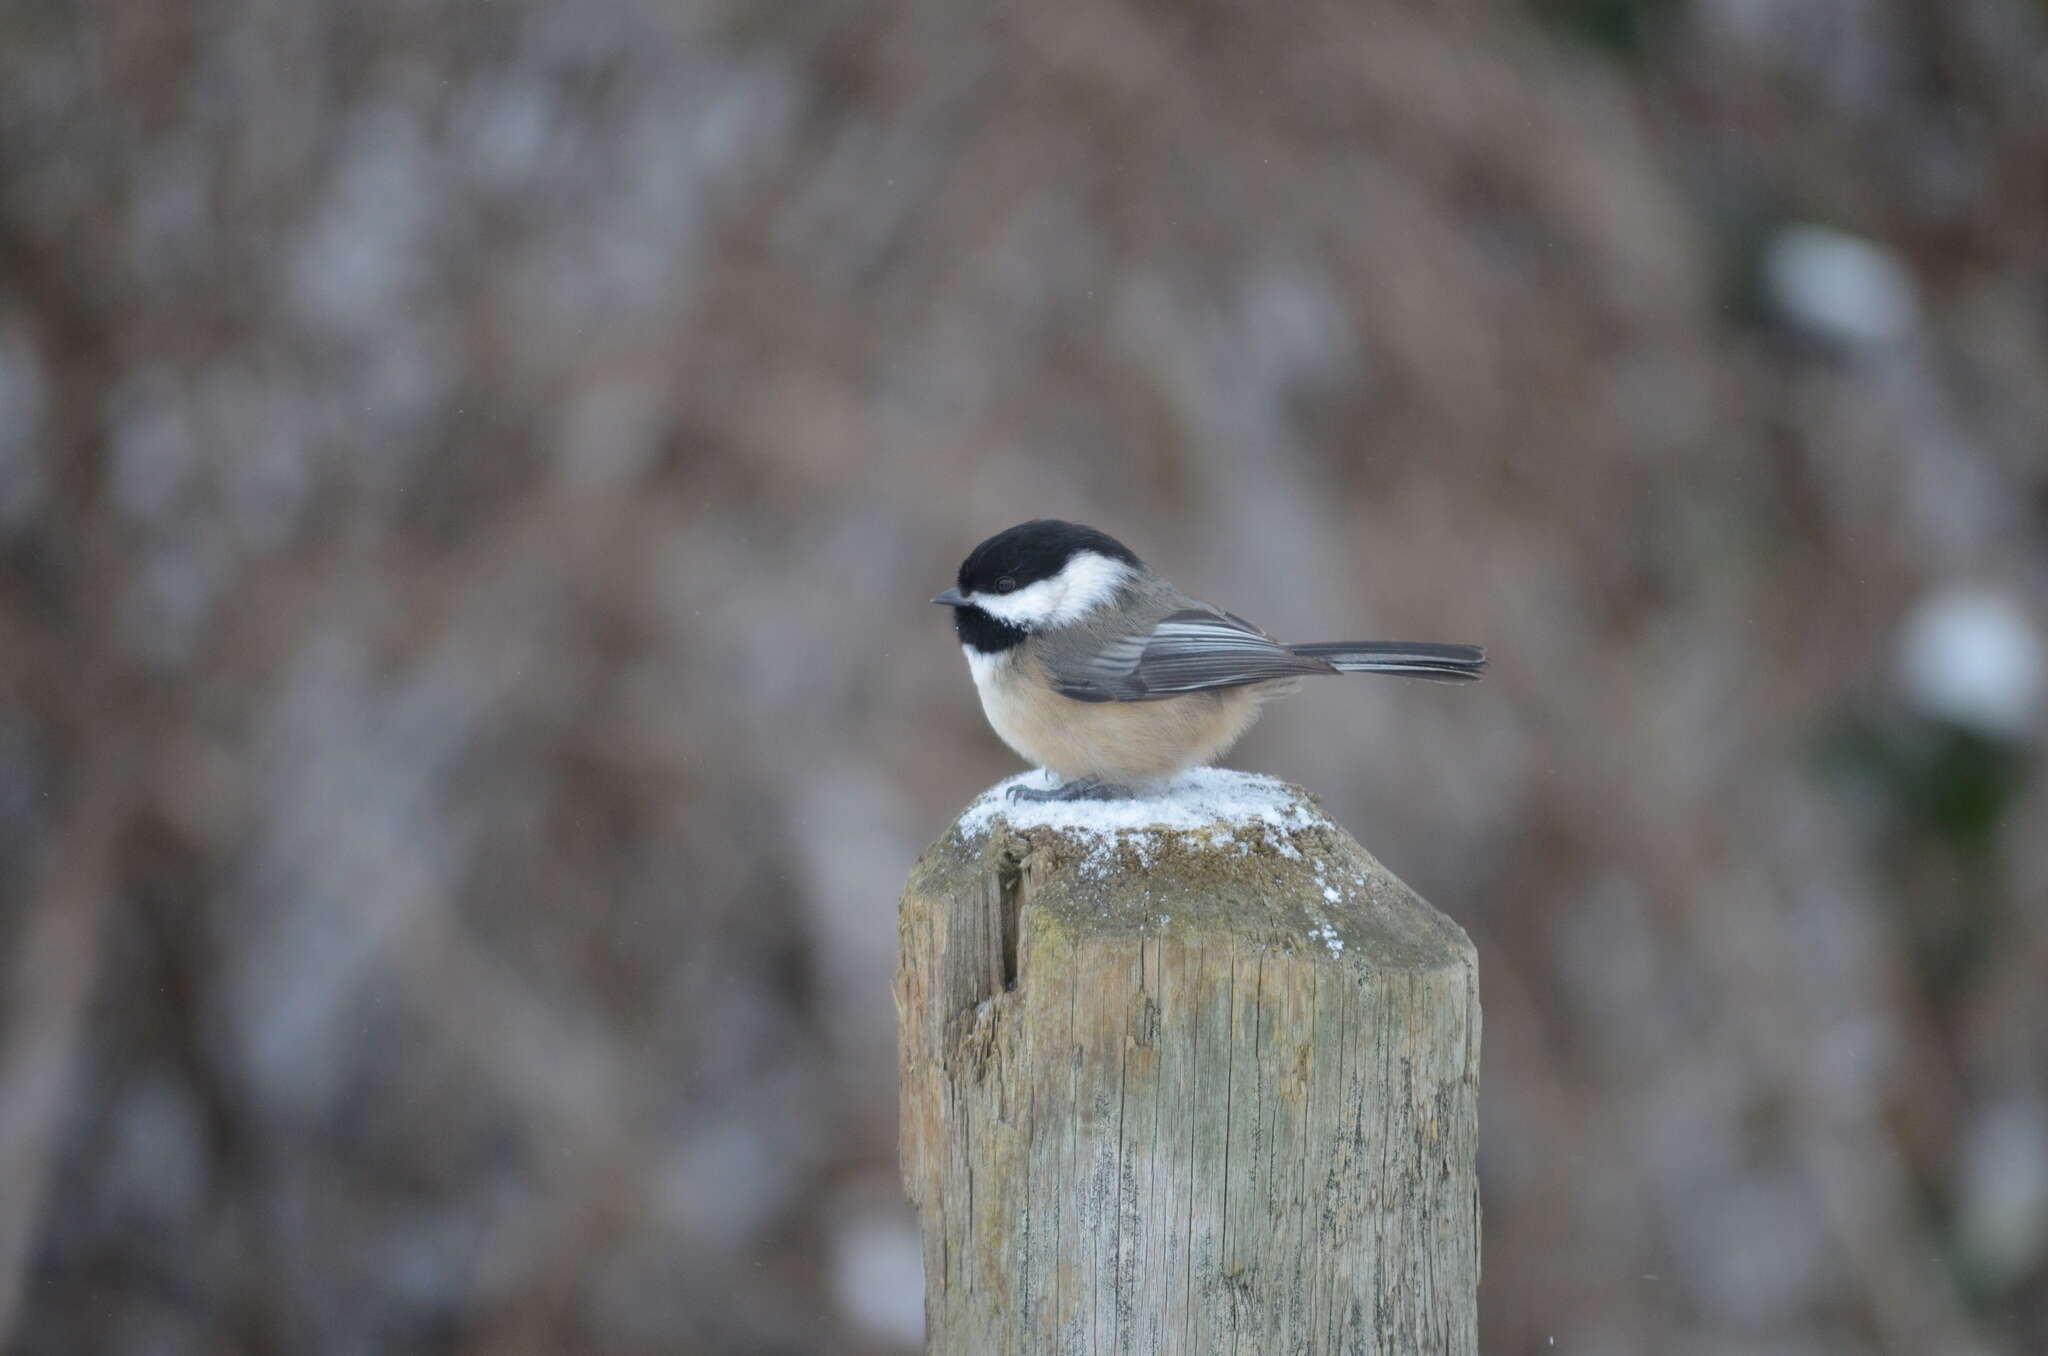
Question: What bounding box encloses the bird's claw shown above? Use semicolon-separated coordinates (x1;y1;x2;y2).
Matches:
1007;777;1135;803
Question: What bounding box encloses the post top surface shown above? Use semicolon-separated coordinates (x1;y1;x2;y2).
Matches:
925;766;1475;972
958;767;1327;839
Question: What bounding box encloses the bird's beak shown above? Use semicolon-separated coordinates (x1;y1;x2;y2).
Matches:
931;587;969;607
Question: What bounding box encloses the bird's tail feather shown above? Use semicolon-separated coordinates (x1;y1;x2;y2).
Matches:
1288;641;1486;683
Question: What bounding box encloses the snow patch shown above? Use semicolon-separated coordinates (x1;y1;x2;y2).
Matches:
958;766;1325;839
1764;223;1917;348
1897;587;2044;737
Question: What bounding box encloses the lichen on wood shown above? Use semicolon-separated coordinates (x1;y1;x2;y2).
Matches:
896;771;1480;1354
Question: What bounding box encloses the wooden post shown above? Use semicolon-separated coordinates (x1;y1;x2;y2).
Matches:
895;771;1480;1355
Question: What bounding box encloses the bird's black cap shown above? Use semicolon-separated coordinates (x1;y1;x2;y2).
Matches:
954;520;1143;596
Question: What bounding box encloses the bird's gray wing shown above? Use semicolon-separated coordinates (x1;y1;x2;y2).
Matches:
1048;607;1334;702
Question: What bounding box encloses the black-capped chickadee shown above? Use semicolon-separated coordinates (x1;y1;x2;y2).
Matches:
934;519;1486;801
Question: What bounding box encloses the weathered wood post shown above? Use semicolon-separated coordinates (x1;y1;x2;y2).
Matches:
896;769;1480;1354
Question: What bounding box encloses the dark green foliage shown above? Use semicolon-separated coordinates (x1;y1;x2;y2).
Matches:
1819;712;2034;999
1531;0;1684;59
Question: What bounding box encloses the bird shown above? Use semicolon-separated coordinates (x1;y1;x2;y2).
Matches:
933;519;1485;801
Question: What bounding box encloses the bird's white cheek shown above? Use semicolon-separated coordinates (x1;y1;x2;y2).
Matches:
970;552;1132;628
972;577;1065;627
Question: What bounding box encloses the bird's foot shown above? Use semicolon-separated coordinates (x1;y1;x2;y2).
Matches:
1007;777;1136;803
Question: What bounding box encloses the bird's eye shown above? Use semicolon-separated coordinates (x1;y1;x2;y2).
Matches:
995;576;1017;594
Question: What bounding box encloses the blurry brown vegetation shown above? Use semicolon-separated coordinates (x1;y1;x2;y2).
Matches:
2;1;2046;1353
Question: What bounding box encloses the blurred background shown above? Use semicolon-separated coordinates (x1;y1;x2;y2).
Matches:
2;1;2045;1352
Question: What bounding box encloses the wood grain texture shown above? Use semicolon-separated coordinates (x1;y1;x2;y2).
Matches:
896;785;1480;1355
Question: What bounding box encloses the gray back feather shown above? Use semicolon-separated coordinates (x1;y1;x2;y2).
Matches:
1042;578;1335;702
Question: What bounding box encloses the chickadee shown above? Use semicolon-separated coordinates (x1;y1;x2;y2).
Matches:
934;519;1486;801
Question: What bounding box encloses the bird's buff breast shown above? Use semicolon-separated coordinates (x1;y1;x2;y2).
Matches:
965;646;1270;783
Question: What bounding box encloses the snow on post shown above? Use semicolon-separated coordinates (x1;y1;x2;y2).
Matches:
894;768;1481;1354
